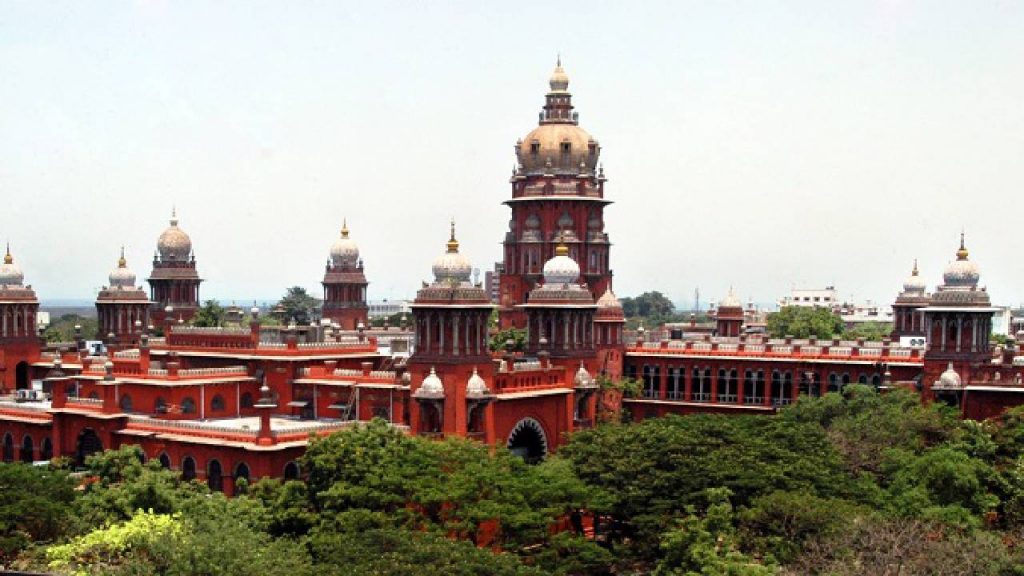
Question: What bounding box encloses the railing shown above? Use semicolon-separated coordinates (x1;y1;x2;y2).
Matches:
773;398;793;406
691;392;711;402
642;388;659;399
514;361;543;372
257;342;287;349
718;393;737;404
333;368;363;377
666;390;683;400
177;366;247;377
68;397;103;406
172;327;250;335
148;368;169;376
114;350;140;358
745;395;764;404
370;370;396;379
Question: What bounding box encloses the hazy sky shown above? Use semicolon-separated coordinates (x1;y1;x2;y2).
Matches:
2;1;1022;308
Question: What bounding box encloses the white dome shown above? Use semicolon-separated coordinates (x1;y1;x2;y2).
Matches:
902;260;926;294
108;249;136;288
719;287;741;309
597;287;622;309
330;221;360;267
431;223;473;285
942;235;980;288
466;367;490;397
574;362;594;387
157;210;192;262
0;247;24;286
417;367;445;398
938;363;962;388
542;245;580;286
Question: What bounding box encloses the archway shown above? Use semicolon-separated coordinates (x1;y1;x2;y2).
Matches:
2;433;13;462
506;417;548;464
119;394;133;413
159;453;171;469
40;438;53;461
15;361;29;390
75;428;103;467
20;435;33;463
233;462;250;495
182;456;196;481
207;459;223;492
283;461;300;481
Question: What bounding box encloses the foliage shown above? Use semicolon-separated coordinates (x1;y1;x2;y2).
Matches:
276;286;322;326
842;321;892;342
490;327;527;352
737;490;867;564
621;291;676;319
597;375;643;398
0;463;78;562
765;306;844;339
43;313;98;344
191;299;225;327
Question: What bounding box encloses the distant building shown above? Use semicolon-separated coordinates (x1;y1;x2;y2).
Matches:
367;300;411;318
778;287;838;309
484;262;503;304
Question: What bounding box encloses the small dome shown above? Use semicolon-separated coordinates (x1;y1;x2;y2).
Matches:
416;367;445;398
157;209;193;262
574;362;594;387
542;244;580;286
0;245;25;286
719;287;742;309
431;222;473;285
902;260;927;293
466;367;490;397
330;219;360;267
108;247;137;288
549;57;569;93
597;287;622;310
938;363;962;388
941;233;980;288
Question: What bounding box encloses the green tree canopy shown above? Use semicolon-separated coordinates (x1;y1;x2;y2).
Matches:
191;299;225;327
765;306;844;339
276;286;321;326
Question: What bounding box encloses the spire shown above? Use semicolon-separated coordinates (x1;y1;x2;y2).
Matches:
956;231;969;261
912;258;919;276
118;246;127;268
446;219;459;253
170;206;178;226
554;230;569;257
3;242;10;265
341;218;349;239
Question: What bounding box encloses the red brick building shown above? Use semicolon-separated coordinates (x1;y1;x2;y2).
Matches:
321;220;369;330
148;209;202;325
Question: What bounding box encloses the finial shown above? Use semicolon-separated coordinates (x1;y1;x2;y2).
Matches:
956;230;968;261
446;219;459;253
557;53;561;67
170;206;178;226
341;218;349;238
912;258;919;276
118;245;127;268
3;242;10;265
554;230;569;257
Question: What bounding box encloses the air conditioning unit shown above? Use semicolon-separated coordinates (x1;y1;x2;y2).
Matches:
15;389;30;402
28;390;43;402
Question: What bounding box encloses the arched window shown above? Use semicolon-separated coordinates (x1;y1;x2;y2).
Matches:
207;459;223;492
233;462;250;495
181;398;196;414
283;461;300;481
159;453;171;469
20;436;33;463
240;393;254;409
2;433;13;462
211;394;226;412
155;397;167;414
119;394;133;413
182;456;196;481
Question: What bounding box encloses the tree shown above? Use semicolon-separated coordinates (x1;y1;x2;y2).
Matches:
0;463;78;562
765;306;844;339
43;314;98;344
621;291;676;320
490;328;526;352
843;321;892;342
277;286;321;326
191;299;225;327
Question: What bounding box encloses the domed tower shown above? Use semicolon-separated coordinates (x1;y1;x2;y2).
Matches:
147;209;202;325
518;240;597;363
499;59;612;329
321;220;368;330
922;233;997;404
715;288;744;337
891;260;929;341
0;244;41;390
594;287;626;380
408;223;495;438
95;247;151;348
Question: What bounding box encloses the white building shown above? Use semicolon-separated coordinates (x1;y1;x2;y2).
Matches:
778;287;838;309
367;300;411;318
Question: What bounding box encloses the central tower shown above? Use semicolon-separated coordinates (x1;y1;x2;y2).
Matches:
499;59;613;329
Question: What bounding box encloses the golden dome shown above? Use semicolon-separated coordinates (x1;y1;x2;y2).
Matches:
517;123;598;174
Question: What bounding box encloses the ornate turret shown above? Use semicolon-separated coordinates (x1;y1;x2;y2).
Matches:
891;259;929;340
148;209;202;324
322;219;368;330
0;243;41;390
715;287;744;338
500;59;613;330
518;241;596;359
96;247;151;347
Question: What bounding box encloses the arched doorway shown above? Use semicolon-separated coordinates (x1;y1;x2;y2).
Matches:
40;438;53;461
207;459;223;492
15;361;29;390
233;462;250;495
507;417;548;464
2;433;13;462
20;436;33;463
283;461;300;481
158;453;171;469
182;456;196;481
75;429;103;467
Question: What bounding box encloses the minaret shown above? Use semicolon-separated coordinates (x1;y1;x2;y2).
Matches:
715;288;744;338
96;247;151;348
408;222;494;438
500;59;612;329
322;219;369;330
594;287;626;380
0;244;41;390
148;209;202;325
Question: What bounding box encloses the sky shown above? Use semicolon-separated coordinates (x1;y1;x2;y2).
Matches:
1;1;1022;309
